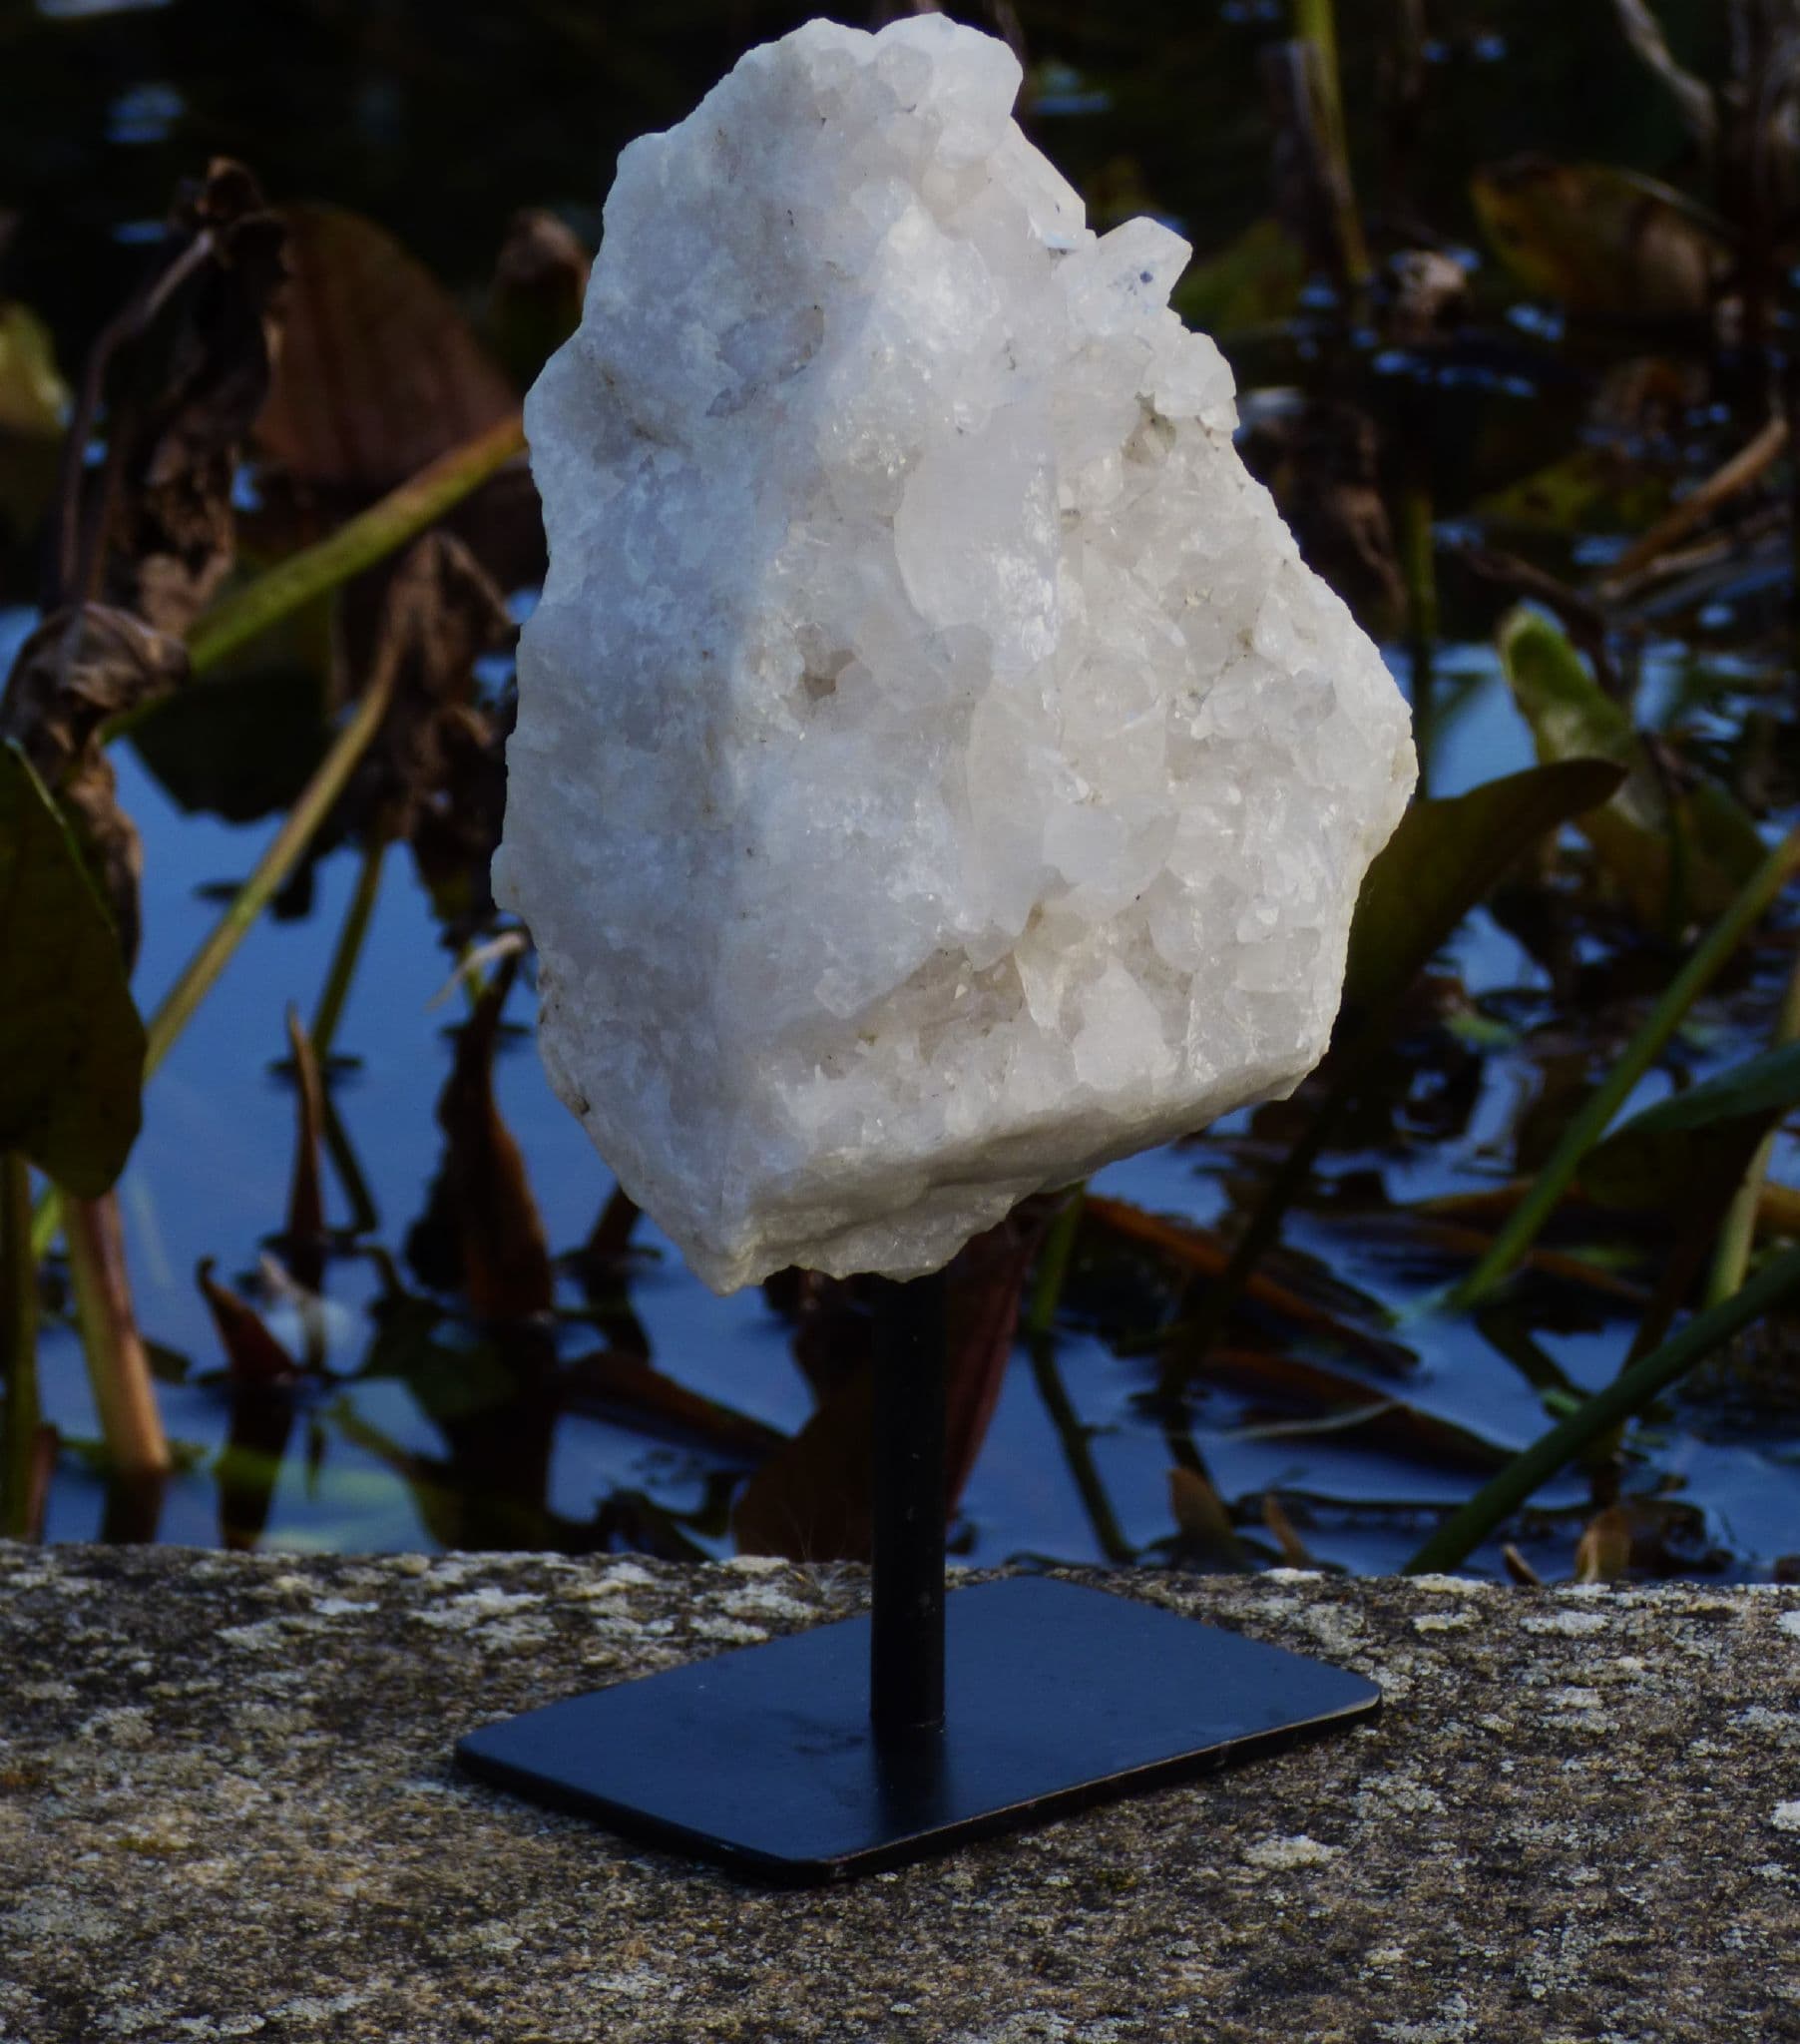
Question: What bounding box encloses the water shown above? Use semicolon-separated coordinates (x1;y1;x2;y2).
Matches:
7;0;1798;1580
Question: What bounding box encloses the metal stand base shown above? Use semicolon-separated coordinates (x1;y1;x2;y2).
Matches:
455;1573;1379;1884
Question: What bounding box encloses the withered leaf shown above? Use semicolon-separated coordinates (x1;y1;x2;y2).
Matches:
91;160;288;635
1502;1542;1545;1586
345;530;513;915
197;1259;299;1388
1168;1463;1246;1568
1472;157;1728;322
1086;1193;1412;1369
0;604;188;965
560;1350;784;1463
1261;1490;1315;1566
433;955;554;1321
256;204;518;495
1573;1503;1633;1584
198;1258;299;1552
731;1206;1050;1562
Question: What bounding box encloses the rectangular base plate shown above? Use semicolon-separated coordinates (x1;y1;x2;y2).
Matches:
455;1575;1380;1883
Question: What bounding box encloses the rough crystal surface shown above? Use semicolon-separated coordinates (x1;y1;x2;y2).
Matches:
498;15;1416;1292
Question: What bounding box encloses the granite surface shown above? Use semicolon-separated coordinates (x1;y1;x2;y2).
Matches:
1;1543;1797;2042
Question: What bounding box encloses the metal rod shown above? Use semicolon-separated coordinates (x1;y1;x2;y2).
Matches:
868;1269;948;1740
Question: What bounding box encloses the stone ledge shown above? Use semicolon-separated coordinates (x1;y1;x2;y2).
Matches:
1;1544;1797;2043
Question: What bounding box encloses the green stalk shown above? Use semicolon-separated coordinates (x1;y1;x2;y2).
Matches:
1404;1243;1800;1574
310;836;387;1061
1024;1184;1086;1339
1449;827;1800;1310
1293;0;1371;286
1;1151;41;1539
184;413;524;681
65;1192;170;1481
144;651;402;1079
1705;939;1800;1304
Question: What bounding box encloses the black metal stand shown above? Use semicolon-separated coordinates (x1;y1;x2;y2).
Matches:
455;1269;1380;1883
869;1272;946;1740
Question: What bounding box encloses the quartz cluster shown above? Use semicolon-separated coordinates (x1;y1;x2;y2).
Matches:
498;15;1416;1293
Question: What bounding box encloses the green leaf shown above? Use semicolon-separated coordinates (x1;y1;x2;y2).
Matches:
1499;606;1765;927
1342;757;1626;1015
0;301;68;540
1581;1042;1800;1212
1472;158;1729;320
0;743;145;1195
0;302;66;438
1475;446;1670;538
129;644;330;824
255;204;518;493
1172;218;1306;336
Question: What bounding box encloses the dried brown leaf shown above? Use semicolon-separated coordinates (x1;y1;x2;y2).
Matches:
1472;157;1728;321
1261;1490;1314;1566
1502;1542;1545;1586
257;204;518;494
1086;1193;1412;1368
86;161;287;634
731;1208;1048;1562
584;1185;642;1268
1168;1463;1245;1567
436;956;554;1321
197;1258;298;1387
0;605;189;966
347;532;513;905
1573;1503;1634;1584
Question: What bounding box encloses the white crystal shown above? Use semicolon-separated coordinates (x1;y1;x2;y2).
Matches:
497;15;1416;1293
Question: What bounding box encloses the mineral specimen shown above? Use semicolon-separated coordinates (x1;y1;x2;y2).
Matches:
498;14;1416;1293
